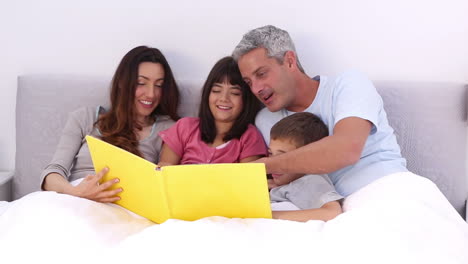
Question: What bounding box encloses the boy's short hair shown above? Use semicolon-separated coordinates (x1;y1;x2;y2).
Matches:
270;112;328;147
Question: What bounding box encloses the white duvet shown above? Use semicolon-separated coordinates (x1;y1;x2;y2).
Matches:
1;172;467;264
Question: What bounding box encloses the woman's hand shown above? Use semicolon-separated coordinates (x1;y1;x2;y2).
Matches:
71;167;122;203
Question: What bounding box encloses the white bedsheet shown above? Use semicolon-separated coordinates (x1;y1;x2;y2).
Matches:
1;172;467;264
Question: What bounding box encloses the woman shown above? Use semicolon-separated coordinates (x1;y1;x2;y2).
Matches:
41;46;180;203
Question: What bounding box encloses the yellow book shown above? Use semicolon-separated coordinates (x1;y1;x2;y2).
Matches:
86;135;272;223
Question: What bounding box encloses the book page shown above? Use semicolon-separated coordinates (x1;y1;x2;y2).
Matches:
86;136;170;223
162;163;272;221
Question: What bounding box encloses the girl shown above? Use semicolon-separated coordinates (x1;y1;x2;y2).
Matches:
41;46;180;203
158;56;267;165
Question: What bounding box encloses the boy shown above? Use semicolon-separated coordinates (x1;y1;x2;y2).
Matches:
268;112;343;222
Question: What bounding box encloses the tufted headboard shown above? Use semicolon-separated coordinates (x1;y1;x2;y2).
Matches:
13;76;468;218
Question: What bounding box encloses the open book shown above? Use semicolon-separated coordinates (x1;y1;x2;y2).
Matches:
86;136;272;223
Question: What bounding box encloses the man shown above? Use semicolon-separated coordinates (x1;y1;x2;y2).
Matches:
232;25;407;196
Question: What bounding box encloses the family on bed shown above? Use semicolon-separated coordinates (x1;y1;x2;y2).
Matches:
39;25;409;223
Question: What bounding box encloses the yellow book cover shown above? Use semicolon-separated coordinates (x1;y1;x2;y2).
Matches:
86;135;272;223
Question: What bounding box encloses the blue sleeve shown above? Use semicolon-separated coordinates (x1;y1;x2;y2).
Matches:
332;71;383;134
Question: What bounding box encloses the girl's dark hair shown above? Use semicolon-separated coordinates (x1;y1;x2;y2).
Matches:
96;46;180;157
198;56;261;143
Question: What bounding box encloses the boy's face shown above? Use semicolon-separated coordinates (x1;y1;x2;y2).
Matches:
268;138;304;187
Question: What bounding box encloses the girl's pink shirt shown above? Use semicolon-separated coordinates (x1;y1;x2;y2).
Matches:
159;117;267;164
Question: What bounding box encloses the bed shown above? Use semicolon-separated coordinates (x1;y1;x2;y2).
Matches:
1;75;467;263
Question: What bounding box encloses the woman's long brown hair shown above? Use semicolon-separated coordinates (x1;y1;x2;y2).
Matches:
96;46;180;157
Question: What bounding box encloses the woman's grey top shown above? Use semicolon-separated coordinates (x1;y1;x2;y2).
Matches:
40;106;175;187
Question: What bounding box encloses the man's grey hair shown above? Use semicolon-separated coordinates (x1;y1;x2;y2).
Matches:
232;25;304;73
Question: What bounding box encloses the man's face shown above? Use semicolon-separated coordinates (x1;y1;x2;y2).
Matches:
238;48;295;112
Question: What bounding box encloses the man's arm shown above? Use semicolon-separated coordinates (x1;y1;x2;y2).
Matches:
272;200;342;222
260;117;372;174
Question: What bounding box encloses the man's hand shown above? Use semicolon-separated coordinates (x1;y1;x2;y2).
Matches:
71;167;122;203
250;156;275;174
267;179;278;190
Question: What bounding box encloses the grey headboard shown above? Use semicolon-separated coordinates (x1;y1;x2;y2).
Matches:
14;76;110;200
13;76;467;218
375;81;467;218
14;75;202;199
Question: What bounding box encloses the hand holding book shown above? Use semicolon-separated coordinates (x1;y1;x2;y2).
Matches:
86;136;272;223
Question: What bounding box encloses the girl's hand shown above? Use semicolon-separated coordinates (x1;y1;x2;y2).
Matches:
157;162;172;167
71;167;122;203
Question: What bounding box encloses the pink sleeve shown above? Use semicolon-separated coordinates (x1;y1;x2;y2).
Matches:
158;117;194;157
239;125;268;160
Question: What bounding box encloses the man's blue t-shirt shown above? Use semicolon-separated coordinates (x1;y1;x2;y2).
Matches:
256;70;408;196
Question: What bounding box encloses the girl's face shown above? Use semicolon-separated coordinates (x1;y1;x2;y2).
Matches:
208;80;243;126
134;62;165;124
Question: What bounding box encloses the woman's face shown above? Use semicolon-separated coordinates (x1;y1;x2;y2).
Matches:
134;62;165;124
208;80;244;127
